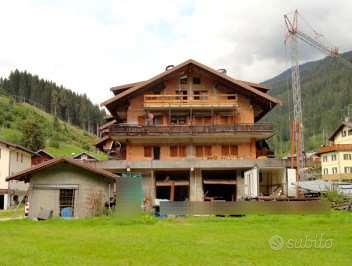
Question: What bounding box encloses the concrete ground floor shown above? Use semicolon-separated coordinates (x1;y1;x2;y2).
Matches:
112;167;287;206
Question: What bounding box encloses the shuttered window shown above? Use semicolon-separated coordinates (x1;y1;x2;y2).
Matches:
170;145;178;157
230;145;238;156
196;145;203;157
144;146;152;157
221;145;229;156
179;145;187;157
204;145;212;156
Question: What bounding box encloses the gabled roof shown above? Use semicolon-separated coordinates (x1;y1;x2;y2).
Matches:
101;59;280;111
72;152;98;161
111;81;145;95
328;121;352;141
0;139;35;155
6;157;118;182
34;149;55;159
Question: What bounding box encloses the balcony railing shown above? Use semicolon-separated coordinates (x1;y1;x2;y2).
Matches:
144;94;238;108
319;144;352;154
108;123;273;136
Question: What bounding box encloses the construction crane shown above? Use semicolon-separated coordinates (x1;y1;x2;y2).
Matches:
284;10;352;182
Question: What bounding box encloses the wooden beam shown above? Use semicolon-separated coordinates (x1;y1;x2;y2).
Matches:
203;179;236;185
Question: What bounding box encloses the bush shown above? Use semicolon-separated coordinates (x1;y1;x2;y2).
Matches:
324;190;346;205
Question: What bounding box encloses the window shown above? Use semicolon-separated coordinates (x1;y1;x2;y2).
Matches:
144;146;152;157
221;145;229;156
193;90;208;100
153;116;163;125
230;145;238;156
342;130;347;137
195;145;212;157
322;156;328;162
176;90;188;100
204;145;212;156
344;167;352;173
349;129;352;136
170;145;187;157
0;148;1;159
179;145;187;157
20;154;23;163
196;145;203;157
170;145;178;157
332;167;338;174
323;168;328;175
331;154;337;161
138;116;145;126
344;154;352;160
171;116;187;125
16;152;19;162
59;189;75;216
180;77;188;84
192;77;201;84
221;145;238;157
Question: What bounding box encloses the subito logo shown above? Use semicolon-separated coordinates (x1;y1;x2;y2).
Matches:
268;235;284;250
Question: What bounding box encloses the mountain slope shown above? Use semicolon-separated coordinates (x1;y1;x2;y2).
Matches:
0;70;105;134
0;94;106;159
263;51;352;155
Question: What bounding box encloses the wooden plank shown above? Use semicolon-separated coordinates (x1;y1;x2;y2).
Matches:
156;180;190;186
203;179;236;185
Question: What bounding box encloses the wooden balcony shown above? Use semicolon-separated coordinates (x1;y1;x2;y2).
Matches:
144;94;238;109
319;144;352;154
108;123;273;136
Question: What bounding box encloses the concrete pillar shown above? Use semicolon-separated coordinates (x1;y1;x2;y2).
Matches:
142;170;155;205
189;169;204;201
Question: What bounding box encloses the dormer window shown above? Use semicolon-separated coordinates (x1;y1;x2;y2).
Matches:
193;77;201;84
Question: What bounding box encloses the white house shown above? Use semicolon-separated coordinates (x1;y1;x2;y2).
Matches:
319;121;352;181
0;140;34;209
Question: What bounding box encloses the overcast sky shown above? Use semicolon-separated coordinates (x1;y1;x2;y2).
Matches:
1;0;351;105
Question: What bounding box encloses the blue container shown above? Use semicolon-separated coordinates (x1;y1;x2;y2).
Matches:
61;207;73;218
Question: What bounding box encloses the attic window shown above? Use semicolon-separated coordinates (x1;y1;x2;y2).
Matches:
180;77;188;84
193;77;201;84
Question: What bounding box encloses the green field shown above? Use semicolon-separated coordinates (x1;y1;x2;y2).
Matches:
0;212;351;265
0;95;106;159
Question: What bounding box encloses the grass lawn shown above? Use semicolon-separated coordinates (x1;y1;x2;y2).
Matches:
0;212;351;265
0;207;24;219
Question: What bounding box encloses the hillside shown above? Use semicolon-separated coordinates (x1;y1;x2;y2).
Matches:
263;51;352;156
0;70;105;134
0;94;106;159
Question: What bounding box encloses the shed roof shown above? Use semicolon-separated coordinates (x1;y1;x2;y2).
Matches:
0;139;35;155
6;157;118;182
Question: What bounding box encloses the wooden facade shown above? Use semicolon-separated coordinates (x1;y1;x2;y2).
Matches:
97;59;286;204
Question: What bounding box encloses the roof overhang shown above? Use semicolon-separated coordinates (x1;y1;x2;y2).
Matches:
101;59;281;120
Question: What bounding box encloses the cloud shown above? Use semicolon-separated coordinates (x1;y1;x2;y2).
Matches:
0;0;351;105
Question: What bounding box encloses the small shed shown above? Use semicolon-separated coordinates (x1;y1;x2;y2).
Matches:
6;158;118;218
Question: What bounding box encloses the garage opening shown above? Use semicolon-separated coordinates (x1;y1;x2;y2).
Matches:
202;170;237;201
155;171;189;201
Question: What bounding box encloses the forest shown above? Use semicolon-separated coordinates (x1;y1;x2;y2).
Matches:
263;51;352;155
0;70;105;134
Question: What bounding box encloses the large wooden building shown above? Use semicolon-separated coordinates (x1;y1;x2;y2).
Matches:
95;59;287;205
